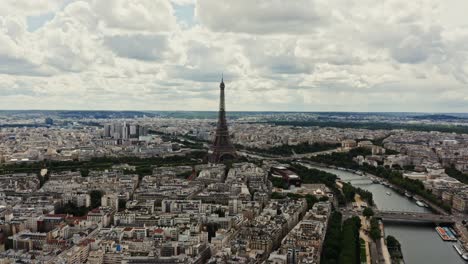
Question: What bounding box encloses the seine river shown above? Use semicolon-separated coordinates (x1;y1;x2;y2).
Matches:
306;165;465;264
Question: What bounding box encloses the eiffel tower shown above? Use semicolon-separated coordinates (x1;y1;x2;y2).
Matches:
209;77;236;163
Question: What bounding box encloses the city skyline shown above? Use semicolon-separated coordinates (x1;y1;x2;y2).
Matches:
2;2;468;263
1;0;468;112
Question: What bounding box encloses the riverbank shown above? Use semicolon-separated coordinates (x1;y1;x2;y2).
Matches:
306;150;452;213
304;164;466;264
301;160;449;214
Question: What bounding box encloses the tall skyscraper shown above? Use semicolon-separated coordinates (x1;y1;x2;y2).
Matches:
104;122;147;141
122;123;129;140
113;123;123;139
104;124;112;138
130;125;139;138
138;126;148;137
209;77;236;163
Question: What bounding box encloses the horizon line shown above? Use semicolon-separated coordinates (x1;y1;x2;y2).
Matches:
0;109;467;114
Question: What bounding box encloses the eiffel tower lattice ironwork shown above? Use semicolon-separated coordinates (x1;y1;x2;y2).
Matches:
209;77;236;163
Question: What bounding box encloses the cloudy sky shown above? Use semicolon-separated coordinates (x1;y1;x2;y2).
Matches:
1;0;468;112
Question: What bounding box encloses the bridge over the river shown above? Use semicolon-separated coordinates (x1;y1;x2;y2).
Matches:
374;210;455;224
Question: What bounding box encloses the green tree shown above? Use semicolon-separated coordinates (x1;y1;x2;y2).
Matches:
339;216;361;264
363;207;374;218
369;218;381;241
270;177;286;189
118;199;127;211
289;164;346;205
386;235;404;261
267;120;468;134
56;202;89;216
80;168;89;177
386;235;400;249
321;212;343;264
206;222;219;242
89;190;104;209
445;166;468;184
342;183;356;203
309;151;450;212
271;192;286;199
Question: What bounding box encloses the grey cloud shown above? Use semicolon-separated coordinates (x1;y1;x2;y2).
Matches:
390;30;444;64
169;66;234;83
391;44;430;64
136;83;218;102
105;34;169;61
1;0;468;112
0;79;49;97
157;80;185;87
0;87;36;96
264;58;312;75
239;38;313;75
165;40;240;82
0;0;63;16
365;22;445;64
91;0;176;32
196;0;329;34
0;56;53;77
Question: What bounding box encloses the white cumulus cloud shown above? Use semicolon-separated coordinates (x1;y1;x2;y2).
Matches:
0;0;468;112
